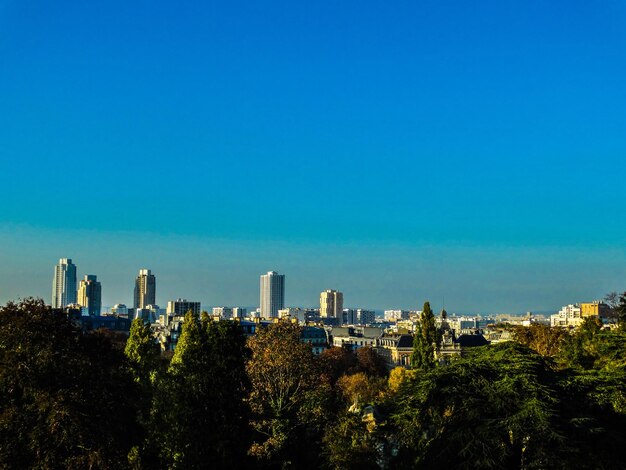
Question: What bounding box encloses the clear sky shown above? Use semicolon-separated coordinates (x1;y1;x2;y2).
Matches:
1;0;625;313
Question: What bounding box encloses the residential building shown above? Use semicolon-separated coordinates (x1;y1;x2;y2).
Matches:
260;271;285;318
52;258;77;308
134;269;156;309
357;309;376;325
581;301;612;319
331;326;382;350
551;304;583;328
343;308;357;325
232;307;247;318
111;304;129;316
320;290;344;323
166;298;201;316
301;326;330;355
213;306;233;319
384;310;410;321
375;335;414;368
77;275;102;316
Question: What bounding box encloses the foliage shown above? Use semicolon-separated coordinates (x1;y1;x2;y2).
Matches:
246;321;323;467
337;372;386;409
392;343;570;469
513;323;568;357
614;292;626;331
318;347;358;385
387;366;415;395
323;412;381;470
0;298;140;469
411;301;440;370
355;346;389;378
147;310;250;469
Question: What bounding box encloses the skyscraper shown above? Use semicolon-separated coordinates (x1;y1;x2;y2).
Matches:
320;289;344;322
134;269;156;309
260;271;285;318
52;258;77;308
77;275;102;316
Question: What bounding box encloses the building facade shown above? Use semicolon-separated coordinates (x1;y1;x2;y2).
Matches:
166;298;201;316
134;269;156;309
77;274;102;316
260;271;285;318
320;289;344;323
52;258;77;308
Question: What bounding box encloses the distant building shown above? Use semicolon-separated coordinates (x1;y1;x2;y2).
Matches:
213;306;233;319
384;310;410;321
167;299;201;316
77;275;102;316
301;326;330;355
260;271;285;318
320;290;344;323
134;269;156;309
232;307;247;318
278;307;318;324
375;335;414;368
111;304;129;316
357;309;376;326
331;326;383;350
52;258;77;308
343;308;357;325
551;304;583;328
581;301;612;319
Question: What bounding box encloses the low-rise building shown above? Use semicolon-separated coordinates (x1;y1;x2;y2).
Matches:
375;334;413;368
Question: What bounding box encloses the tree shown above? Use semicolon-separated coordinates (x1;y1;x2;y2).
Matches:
246;321;323;467
337;372;385;410
392;343;569;469
355;346;389;378
147;310;250;469
0;298;140;468
126;317;160;385
318;347;357;385
614;292;626;331
411;302;440;370
323;412;381;470
513;323;568;357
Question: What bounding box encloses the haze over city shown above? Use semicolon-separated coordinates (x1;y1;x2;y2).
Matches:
1;0;626;312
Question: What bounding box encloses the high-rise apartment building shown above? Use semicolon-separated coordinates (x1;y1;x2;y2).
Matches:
77;274;102;316
134;269;156;309
166;298;200;316
52;258;77;308
320;289;344;322
260;271;285;318
357;309;376;325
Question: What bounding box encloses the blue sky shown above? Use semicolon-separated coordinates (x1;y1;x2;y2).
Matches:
1;0;625;313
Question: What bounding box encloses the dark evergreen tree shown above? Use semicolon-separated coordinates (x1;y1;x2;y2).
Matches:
411;301;440;370
147;310;250;469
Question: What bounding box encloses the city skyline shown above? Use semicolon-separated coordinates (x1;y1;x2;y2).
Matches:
3;248;620;315
1;1;626;313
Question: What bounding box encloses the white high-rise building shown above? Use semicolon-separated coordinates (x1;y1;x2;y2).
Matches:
320;289;344;322
260;271;285;318
77;274;102;316
134;269;156;309
52;258;77;308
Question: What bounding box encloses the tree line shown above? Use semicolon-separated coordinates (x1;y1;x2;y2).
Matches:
1;297;626;469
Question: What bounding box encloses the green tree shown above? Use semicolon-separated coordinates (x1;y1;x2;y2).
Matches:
323;412;381;470
393;343;567;469
411;302;440;370
0;298;140;469
147;310;250;469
